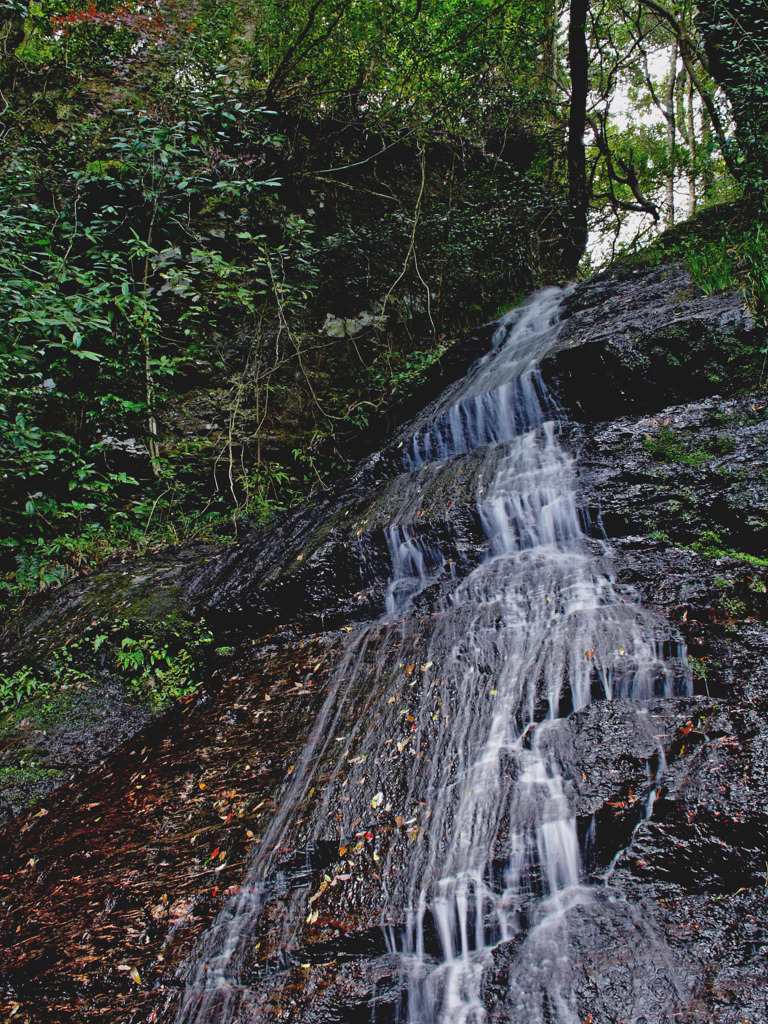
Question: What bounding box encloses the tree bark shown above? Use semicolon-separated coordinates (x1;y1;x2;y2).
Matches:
684;72;697;215
664;41;677;228
564;0;590;274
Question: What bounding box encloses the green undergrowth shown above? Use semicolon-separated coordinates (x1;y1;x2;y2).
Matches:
685;225;768;328
611;202;749;272
0;614;215;718
0;86;545;621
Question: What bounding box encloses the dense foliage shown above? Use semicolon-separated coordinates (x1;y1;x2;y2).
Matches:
0;0;765;614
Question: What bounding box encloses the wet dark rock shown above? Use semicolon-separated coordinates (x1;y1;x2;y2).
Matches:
1;262;767;1022
547;263;762;420
524;268;768;1024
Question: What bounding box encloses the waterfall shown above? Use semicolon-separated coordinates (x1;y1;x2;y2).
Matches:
172;289;691;1024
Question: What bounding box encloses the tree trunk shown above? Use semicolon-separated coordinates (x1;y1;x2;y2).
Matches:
542;0;560;106
564;0;590;274
699;104;715;204
685;73;697;215
664;41;677;228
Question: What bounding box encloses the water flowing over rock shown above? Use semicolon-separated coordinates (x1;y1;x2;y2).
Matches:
1;264;767;1024
172;288;691;1024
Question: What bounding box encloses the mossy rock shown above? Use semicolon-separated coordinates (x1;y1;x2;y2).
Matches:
0;544;218;819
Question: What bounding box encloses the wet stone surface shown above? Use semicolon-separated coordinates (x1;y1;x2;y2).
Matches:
0;627;344;1022
1;265;767;1023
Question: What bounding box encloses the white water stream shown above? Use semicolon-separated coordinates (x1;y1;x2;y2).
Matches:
173;289;691;1024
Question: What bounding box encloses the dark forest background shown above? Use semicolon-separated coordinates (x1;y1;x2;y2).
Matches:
1;0;766;613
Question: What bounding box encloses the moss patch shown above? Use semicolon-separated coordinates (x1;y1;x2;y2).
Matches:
643;427;736;467
0;760;65;814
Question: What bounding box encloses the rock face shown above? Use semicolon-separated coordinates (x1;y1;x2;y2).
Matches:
1;262;767;1024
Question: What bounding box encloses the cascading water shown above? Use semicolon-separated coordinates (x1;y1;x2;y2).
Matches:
171;288;691;1024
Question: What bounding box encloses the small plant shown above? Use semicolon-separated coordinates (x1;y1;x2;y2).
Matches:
687;656;711;695
0;667;49;716
719;595;747;619
100;615;215;711
684;244;737;296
